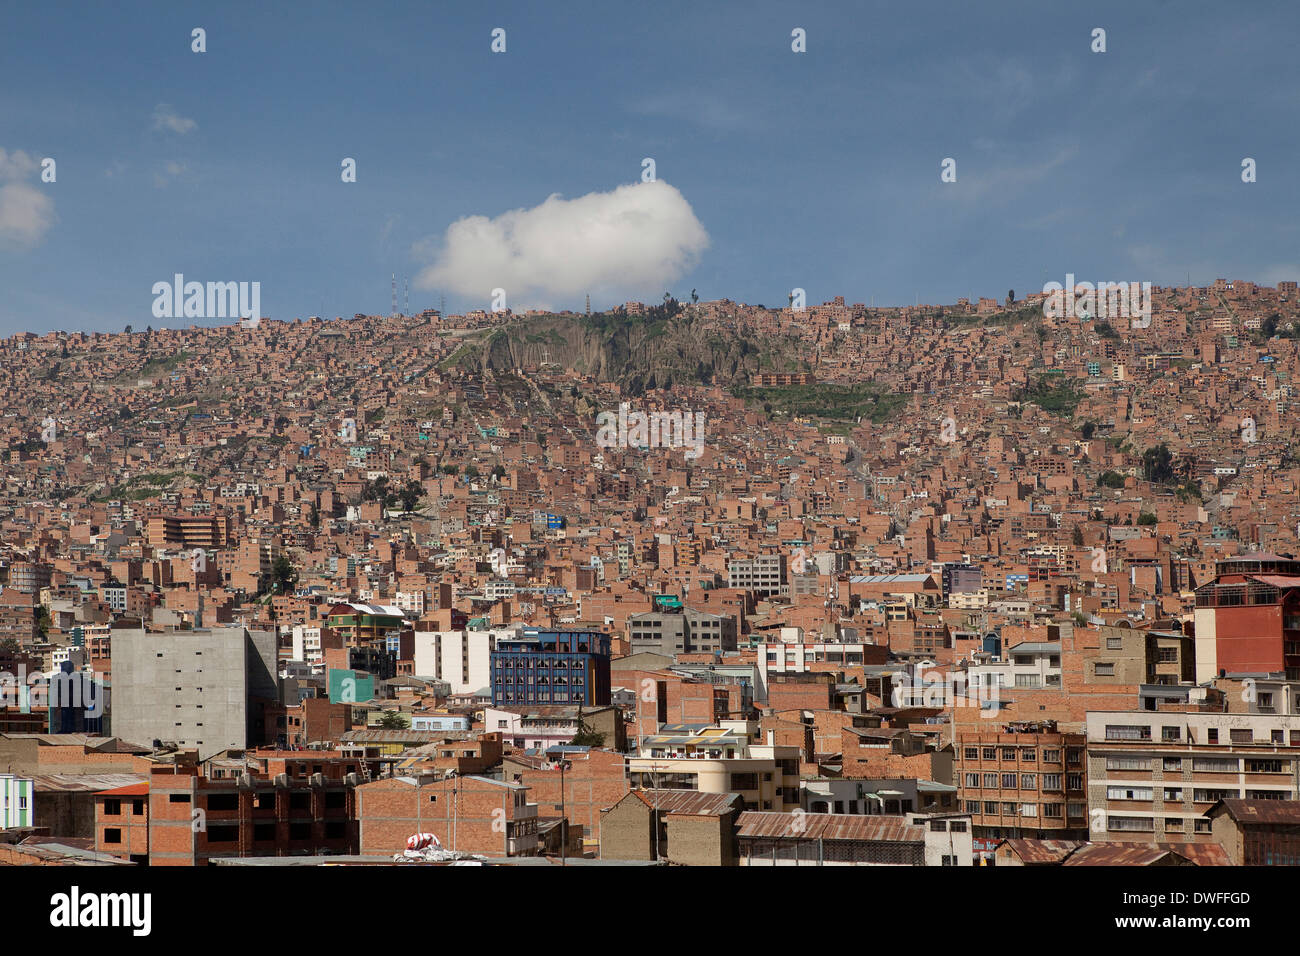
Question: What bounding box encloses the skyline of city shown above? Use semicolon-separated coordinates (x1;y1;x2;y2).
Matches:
3;0;1300;334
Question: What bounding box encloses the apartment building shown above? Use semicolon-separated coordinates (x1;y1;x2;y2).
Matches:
1087;624;1195;685
627;605;737;656
145;514;230;550
626;723;800;813
111;627;278;753
727;554;787;597
490;628;612;707
955;722;1089;839
1086;710;1300;843
145;760;358;865
1193;553;1300;682
412;625;521;695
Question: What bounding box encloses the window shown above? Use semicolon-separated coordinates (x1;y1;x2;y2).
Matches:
1163;757;1182;772
730;773;758;791
1108;816;1154;832
104;828;121;844
1095;663;1115;676
1107;786;1153;801
983;773;998;788
1106;637;1123;650
1043;803;1063;818
1230;729;1253;744
1042;749;1061;763
1105;724;1150;741
207;793;238;812
1020;748;1036;761
1001;773;1017;789
1163;788;1183;801
103;799;121;816
982;747;996;760
1161;726;1181;742
949;821;967;832
1020;803;1037;817
1067;773;1084;790
168;794;191;804
1207;728;1219;744
965;773;980;787
1001;748;1016;761
930;820;947;832
1246;759;1287;774
1105;757;1149;771
1043;774;1062;790
964;747;978;760
984;801;998;815
1192;757;1238;773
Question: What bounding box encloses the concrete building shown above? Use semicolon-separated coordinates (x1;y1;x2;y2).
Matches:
626;723;800;813
727;554;787;597
412;625;522;695
111;627;278;753
1086;710;1300;843
627;606;737;656
1086;624;1195;685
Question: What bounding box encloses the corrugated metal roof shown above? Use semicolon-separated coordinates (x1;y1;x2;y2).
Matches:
1062;842;1183;866
998;838;1083;864
736;811;923;843
631;790;740;817
1212;797;1300;826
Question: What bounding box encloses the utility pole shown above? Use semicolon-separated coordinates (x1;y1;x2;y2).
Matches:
559;757;568;866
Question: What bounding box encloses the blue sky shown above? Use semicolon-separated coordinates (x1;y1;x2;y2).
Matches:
1;0;1297;334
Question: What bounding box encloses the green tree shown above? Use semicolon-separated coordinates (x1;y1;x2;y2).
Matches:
1141;443;1175;484
376;711;409;729
271;554;298;593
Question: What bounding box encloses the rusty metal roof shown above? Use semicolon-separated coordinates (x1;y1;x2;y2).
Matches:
631;790;740;817
1062;842;1185;866
1157;842;1231;866
1210;798;1300;826
997;839;1082;864
736;811;923;843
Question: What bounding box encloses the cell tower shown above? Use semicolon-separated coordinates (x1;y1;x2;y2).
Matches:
391;273;397;317
404;276;410;315
585;294;591;316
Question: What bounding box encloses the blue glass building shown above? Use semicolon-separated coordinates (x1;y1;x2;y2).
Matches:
490;629;611;706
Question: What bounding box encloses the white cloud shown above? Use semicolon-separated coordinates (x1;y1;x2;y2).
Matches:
0;148;40;181
0;148;53;247
0;182;54;247
413;180;709;308
152;104;197;135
